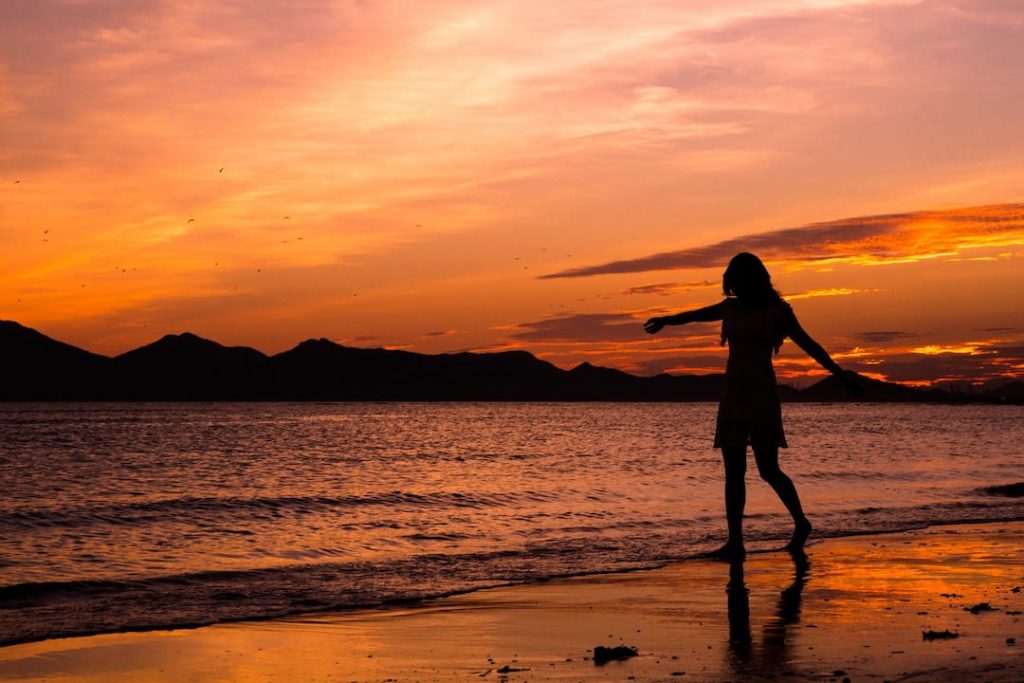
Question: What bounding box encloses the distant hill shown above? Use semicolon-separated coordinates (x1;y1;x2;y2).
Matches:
114;332;270;400
796;373;947;402
0;321;111;400
985;380;1024;402
0;320;1016;402
269;339;570;400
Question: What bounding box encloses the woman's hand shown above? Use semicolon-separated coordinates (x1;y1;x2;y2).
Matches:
643;317;665;335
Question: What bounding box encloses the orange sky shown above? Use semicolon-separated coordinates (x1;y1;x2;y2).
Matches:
2;0;1023;386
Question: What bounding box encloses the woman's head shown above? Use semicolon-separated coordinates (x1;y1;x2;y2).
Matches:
723;252;781;303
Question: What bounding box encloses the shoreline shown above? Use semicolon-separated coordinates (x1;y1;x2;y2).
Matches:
2;520;1022;681
4;399;1024;405
4;513;1024;650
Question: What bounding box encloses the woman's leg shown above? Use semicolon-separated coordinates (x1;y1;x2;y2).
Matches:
720;445;747;553
752;444;812;548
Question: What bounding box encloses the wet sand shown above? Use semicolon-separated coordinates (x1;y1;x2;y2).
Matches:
1;522;1021;682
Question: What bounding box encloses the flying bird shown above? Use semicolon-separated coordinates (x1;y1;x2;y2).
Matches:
187;218;196;223
283;216;291;220
218;168;224;173
13;180;20;184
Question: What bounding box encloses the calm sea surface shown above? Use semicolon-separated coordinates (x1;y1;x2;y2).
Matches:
1;402;1022;645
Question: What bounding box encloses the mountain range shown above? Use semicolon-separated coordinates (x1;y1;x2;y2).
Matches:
1;320;1020;402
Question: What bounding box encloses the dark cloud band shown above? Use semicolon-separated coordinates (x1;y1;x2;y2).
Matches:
540;203;1024;279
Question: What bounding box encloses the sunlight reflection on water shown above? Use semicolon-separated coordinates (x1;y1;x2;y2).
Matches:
0;402;1021;643
2;402;1021;584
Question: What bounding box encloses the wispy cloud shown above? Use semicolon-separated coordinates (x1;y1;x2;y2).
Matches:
540;203;1024;278
621;280;717;296
786;287;879;300
844;341;1024;384
508;313;654;343
854;330;921;343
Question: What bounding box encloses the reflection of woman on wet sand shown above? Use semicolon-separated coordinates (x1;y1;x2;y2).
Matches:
644;252;861;558
726;553;809;675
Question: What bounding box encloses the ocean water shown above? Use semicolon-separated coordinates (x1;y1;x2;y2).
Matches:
1;402;1022;645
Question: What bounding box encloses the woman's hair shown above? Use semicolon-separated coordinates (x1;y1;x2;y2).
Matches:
722;252;782;304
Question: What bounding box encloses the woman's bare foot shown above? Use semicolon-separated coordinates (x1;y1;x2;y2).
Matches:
708;541;746;561
786;518;812;551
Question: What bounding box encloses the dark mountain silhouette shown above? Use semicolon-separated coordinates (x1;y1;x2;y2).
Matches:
114;333;269;400
0;321;111;400
0;320;1017;402
564;361;655;400
270;339;568;400
565;361;748;401
795;372;946;402
985;380;1024;402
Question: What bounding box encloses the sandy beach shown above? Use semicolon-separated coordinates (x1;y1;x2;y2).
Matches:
0;521;1021;682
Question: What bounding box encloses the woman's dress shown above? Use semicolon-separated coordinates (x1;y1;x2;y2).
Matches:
713;297;792;449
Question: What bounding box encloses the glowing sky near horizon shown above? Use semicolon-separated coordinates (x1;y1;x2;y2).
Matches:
2;0;1023;385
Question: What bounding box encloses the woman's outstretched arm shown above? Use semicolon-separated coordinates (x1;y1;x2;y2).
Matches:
644;301;725;335
786;309;863;396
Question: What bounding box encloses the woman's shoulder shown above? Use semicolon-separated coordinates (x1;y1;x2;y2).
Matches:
773;299;796;329
723;296;790;312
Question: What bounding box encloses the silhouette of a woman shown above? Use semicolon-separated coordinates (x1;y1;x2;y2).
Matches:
644;252;860;558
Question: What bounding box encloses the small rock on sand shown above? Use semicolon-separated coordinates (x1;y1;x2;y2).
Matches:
965;602;997;614
922;630;960;641
592;645;639;665
495;665;529;673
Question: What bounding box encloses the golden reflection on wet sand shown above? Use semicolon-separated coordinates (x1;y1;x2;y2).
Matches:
1;522;1021;682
